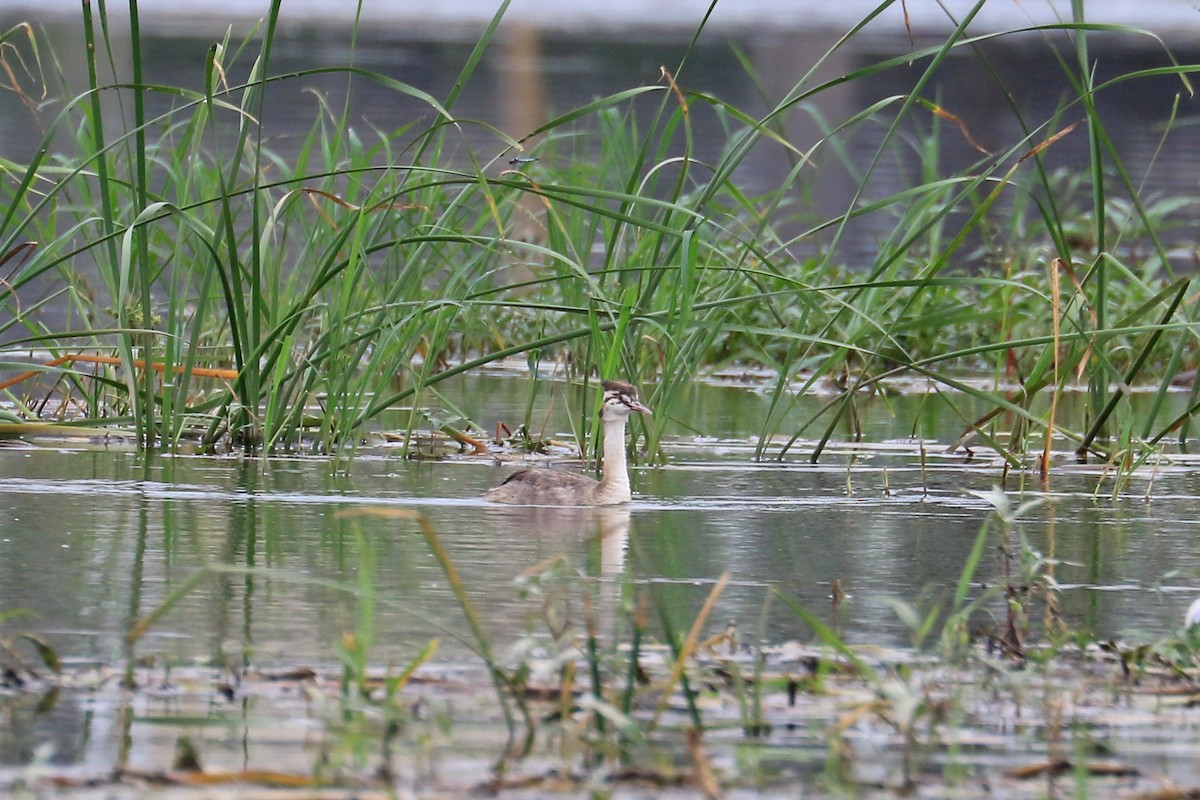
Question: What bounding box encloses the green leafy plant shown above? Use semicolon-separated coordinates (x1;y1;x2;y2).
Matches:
0;0;1195;477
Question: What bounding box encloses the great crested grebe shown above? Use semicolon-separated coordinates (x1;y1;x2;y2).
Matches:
485;380;651;506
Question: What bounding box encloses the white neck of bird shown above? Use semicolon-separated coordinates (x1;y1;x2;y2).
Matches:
600;413;631;496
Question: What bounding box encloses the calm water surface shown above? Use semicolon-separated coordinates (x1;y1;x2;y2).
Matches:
6;376;1200;792
2;376;1199;673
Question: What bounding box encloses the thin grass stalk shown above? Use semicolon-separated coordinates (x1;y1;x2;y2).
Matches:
1073;0;1105;262
411;511;534;765
796;0;988;275
124;568;209;647
649;571;729;732
1145;328;1192;441
1090;88;1191;283
386;638;440;696
445;0;511;114
785;310;1200;463
361;269;1062;448
582;590;605;743
1072;1;1112;443
954;522;991;613
804;108;1048;459
1148;391;1200;448
375;1;515;376
956;28;1078;269
1077;278;1189;456
341;525;377;698
243;0;285;447
116;489;151;770
795;112;1172;461
695;0;900;205
750;591;772;734
125;1;157;444
752;22;1186;462
1040;258;1064;479
620;592;647;717
77;4;121;424
626;572;703;733
771;589;878;684
197;12;270;448
78;3;120;291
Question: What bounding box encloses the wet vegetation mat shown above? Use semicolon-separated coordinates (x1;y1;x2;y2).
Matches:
8;633;1200;798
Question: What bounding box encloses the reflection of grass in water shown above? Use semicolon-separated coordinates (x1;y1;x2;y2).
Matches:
7;493;1200;794
0;4;1195;477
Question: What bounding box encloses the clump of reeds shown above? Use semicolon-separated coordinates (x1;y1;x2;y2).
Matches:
0;2;1193;475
